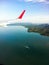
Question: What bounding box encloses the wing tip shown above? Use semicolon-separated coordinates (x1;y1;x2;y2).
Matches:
18;10;26;19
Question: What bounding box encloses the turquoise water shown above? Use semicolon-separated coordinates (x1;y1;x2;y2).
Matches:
0;26;49;65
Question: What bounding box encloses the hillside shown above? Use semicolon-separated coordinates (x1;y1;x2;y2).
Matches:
27;24;49;36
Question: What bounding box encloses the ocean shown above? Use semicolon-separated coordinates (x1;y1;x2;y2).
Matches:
0;26;49;65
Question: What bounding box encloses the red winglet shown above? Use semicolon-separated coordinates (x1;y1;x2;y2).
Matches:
18;10;26;19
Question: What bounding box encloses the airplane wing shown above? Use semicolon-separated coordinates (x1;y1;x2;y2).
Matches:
0;10;26;27
18;10;25;19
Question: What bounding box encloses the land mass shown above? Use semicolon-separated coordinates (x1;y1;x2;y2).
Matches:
7;22;49;36
27;24;49;36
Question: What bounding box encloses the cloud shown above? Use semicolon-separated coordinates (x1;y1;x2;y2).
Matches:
24;0;32;2
24;0;49;4
17;0;49;4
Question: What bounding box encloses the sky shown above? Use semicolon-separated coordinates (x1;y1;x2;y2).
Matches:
0;0;49;23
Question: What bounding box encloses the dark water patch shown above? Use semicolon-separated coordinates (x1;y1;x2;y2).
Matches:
0;64;3;65
0;26;49;65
